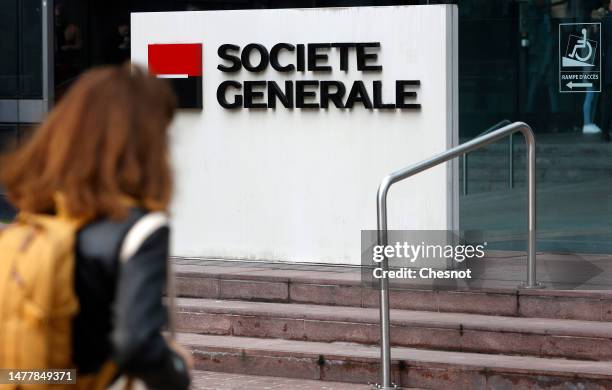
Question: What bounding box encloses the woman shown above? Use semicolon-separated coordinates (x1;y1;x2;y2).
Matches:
0;64;192;389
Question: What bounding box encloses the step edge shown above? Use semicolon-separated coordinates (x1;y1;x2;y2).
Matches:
175;269;612;299
175;299;612;338
179;333;612;379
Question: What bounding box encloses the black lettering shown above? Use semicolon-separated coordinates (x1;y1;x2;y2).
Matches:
244;81;267;108
217;80;243;108
268;81;294;108
345;81;373;109
320;81;346;109
395;80;421;109
331;43;355;72
308;43;332;71
295;80;320;109
270;43;296;72
296;44;305;72
242;43;269;72
217;44;241;72
357;42;382;71
373;81;396;109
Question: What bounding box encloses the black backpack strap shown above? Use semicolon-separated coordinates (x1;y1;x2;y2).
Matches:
77;209;146;267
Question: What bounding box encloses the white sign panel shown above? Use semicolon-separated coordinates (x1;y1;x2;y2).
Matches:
132;5;458;265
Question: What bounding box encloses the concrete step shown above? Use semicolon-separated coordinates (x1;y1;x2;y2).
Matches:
175;298;612;361
174;262;612;321
191;369;376;389
178;333;612;389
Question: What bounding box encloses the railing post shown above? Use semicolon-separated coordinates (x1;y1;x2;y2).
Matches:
508;133;514;189
376;181;395;389
521;126;541;289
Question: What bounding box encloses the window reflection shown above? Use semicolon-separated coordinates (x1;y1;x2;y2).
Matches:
55;1;85;99
0;0;18;98
0;0;42;99
0;124;28;222
19;0;43;98
460;0;612;253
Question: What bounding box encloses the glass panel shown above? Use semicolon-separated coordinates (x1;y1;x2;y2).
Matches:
19;0;43;98
0;124;19;222
0;0;43;98
0;0;18;98
459;0;612;254
54;0;88;98
0;124;19;154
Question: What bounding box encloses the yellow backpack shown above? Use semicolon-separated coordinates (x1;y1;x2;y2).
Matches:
0;213;115;390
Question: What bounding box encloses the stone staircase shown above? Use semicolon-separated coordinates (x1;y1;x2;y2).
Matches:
173;260;612;389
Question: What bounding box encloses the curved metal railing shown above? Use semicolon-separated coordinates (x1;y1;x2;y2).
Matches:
374;121;541;390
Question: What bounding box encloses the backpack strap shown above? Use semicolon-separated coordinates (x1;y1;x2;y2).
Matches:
119;212;169;263
109;212;175;390
118;211;175;337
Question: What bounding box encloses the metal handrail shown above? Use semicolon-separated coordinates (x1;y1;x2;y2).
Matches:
462;119;513;195
374;121;541;390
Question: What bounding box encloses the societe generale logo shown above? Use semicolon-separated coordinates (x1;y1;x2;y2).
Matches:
148;43;203;109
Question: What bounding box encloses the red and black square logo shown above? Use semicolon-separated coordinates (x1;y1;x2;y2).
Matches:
148;43;203;109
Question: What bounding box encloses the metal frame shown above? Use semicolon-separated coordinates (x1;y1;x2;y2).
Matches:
42;0;54;112
374;121;541;390
0;1;53;124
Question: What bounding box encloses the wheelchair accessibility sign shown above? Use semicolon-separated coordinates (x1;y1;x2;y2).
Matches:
559;23;601;93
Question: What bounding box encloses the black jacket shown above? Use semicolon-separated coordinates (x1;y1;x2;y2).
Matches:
72;209;189;390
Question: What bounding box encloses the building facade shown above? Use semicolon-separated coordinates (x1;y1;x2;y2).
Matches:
1;0;611;255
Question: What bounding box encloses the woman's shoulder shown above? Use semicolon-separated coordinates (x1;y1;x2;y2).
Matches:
77;208;148;261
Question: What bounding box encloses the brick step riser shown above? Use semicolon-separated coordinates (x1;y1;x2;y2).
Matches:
187;345;612;390
176;276;612;322
176;310;612;361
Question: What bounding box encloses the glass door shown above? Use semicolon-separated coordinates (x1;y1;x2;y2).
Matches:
459;0;612;254
0;0;52;221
